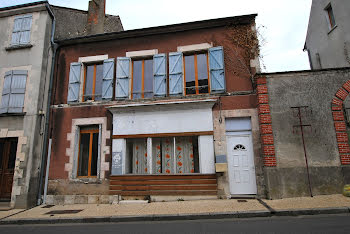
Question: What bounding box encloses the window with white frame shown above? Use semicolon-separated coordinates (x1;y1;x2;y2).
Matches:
0;70;27;114
125;136;200;174
115;53;166;99
11;14;32;45
67;58;114;103
77;125;100;177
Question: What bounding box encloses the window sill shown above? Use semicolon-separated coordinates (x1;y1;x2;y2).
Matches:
0;112;26;117
5;44;33;51
70;178;101;184
328;25;337;35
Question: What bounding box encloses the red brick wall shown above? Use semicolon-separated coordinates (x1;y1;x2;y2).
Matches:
332;80;350;165
256;76;276;167
49;105;112;179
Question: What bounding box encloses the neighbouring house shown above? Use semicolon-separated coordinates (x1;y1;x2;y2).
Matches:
0;0;123;209
0;1;54;208
256;68;350;199
46;1;263;204
304;0;350;69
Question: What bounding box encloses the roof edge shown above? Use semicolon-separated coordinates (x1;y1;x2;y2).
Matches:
55;13;257;46
0;1;48;12
256;66;350;77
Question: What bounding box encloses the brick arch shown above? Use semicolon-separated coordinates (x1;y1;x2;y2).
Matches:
332;80;350;165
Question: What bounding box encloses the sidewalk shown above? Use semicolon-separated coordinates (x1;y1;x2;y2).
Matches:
0;194;349;225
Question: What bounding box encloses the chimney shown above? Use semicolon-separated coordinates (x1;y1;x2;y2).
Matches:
86;0;106;35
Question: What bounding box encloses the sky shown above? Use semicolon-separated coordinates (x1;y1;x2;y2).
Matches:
0;0;312;73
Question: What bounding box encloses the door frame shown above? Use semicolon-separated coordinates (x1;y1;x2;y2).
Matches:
226;131;257;195
0;138;18;201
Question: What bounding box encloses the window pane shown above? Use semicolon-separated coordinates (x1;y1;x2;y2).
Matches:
90;133;99;176
127;138;148;174
132;60;142;99
78;133;90;176
152;137;174;174
94;64;103;101
185;55;196;94
175;136;198;173
7;140;17;170
144;59;153;98
197;54;209;94
327;6;335;27
84;65;94;101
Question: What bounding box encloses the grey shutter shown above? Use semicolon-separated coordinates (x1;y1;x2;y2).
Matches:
11;16;22;45
102;58;115;100
115;57;130;99
169;52;183;96
0;71;12;114
153;54;167;96
8;70;27;113
67;62;82;103
209;46;225;92
19;15;32;44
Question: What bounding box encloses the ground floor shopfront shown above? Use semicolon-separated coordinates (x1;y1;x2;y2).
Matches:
46;97;265;204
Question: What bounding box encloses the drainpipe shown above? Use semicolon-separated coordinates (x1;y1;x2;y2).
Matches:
37;3;59;205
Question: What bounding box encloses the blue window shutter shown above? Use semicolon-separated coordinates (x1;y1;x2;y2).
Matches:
19;15;32;44
115;57;130;99
0;71;13;114
169;52;183;96
12;16;23;45
67;62;82;103
209;46;225;93
153;54;167;96
102;58;115;100
8;70;27;113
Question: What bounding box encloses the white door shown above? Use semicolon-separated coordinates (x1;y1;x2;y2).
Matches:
226;133;257;195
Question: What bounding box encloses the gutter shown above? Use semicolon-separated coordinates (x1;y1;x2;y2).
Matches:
36;3;59;205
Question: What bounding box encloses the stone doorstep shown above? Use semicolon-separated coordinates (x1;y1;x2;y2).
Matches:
119;200;149;204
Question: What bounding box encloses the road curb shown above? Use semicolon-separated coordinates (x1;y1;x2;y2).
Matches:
273;207;350;216
0;208;349;225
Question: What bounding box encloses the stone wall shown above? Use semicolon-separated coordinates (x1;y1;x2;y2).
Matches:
258;68;350;199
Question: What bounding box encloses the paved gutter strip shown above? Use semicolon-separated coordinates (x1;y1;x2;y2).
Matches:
0;207;349;225
257;199;276;214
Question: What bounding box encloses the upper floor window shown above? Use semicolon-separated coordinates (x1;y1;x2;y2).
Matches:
325;4;336;29
132;58;154;99
0;70;27;114
184;53;209;95
11;14;32;45
83;63;103;101
67;58;114;103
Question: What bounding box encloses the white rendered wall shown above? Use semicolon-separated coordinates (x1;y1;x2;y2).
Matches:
111;103;214;135
199;135;215;173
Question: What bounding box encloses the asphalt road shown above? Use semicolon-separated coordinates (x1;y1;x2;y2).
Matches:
0;214;349;234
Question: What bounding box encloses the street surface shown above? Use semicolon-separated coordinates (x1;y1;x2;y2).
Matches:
0;214;349;234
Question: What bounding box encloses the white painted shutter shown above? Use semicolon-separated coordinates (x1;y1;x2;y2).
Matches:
209;46;225;93
12;16;22;45
19;15;32;44
8;70;27;113
115;57;131;99
0;71;12;114
169;52;183;96
102;58;115;100
67;62;82;103
153;54;167;96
